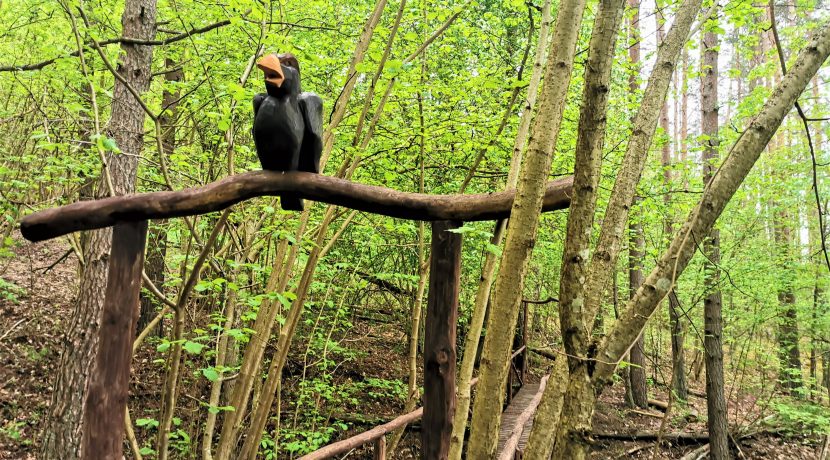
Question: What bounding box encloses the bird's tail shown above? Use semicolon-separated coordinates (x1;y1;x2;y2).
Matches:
281;193;304;211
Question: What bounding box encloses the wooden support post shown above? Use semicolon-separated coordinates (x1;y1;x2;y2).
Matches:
83;221;148;460
422;220;462;460
373;435;387;460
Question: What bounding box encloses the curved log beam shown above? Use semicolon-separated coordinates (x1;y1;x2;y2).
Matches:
20;171;573;242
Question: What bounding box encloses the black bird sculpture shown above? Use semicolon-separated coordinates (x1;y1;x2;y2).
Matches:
253;52;323;211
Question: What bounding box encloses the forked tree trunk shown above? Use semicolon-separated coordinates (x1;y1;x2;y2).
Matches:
581;0;704;331
466;0;587;457
701;12;730;458
523;0;625;457
41;1;156;458
526;0;703;457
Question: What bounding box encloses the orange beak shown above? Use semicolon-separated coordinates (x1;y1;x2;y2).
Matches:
257;54;284;87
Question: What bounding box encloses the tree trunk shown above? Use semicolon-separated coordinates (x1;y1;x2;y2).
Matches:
701;13;729;457
628;212;648;409
466;0;587;457
658;9;688;401
625;1;647;409
448;2;552;457
41;1;156;457
774;210;803;392
138;58;180;336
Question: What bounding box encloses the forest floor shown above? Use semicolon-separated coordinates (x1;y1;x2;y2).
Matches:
0;235;826;459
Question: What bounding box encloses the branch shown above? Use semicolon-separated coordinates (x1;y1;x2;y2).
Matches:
356;270;414;296
20;172;574;242
0;16;243;73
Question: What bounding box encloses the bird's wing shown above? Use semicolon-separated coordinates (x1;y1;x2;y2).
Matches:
253;93;267;117
298;92;324;174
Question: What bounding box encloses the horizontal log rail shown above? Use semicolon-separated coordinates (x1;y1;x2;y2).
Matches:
298;347;527;460
20;171;573;242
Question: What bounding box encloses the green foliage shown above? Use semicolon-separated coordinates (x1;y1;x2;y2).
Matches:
0;278;25;303
771;399;830;435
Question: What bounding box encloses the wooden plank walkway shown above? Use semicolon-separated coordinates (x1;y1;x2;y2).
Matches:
495;376;548;459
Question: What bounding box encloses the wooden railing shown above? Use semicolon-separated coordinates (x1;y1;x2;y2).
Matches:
19;171;572;459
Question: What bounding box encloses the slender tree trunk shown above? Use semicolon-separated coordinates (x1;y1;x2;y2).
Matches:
388;70;428;453
215;5;389;455
701;12;729;457
628;211;648;408
625;0;647;409
657;10;688;401
447;3;552;458
466;1;587;457
41;1;156;457
138;58;179;336
810;78;824;400
774;210;803;392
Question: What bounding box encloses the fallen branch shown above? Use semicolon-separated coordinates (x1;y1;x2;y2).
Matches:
627;408;664;419
648;398;669;411
679;443;709;460
528;347;557;361
593;431;708;444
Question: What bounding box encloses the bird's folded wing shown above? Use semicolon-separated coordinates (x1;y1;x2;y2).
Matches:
298;92;324;174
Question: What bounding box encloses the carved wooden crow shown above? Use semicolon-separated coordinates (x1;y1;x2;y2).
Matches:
253;53;323;211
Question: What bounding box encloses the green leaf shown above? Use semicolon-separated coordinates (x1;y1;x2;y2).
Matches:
183;341;206;355
202;367;220;382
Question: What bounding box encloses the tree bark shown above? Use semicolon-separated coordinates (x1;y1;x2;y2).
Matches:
41;1;156;457
701;13;730;458
466;0;587;457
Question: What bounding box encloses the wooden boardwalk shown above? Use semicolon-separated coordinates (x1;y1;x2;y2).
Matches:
495;376;548;459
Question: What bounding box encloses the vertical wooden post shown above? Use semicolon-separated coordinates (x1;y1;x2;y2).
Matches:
422;220;462;460
373;435;387;460
83;221;148;460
